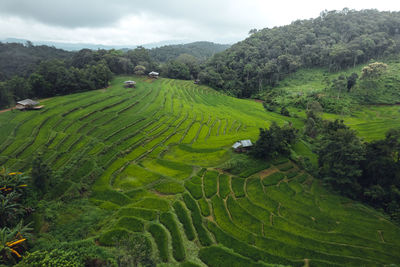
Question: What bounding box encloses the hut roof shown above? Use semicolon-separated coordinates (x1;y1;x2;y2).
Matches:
232;140;253;149
124;80;136;84
17;99;38;106
149;71;159;76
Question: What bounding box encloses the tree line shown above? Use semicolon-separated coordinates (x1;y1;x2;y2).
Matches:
199;9;400;97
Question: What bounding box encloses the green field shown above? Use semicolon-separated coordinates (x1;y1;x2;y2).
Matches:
1;76;400;266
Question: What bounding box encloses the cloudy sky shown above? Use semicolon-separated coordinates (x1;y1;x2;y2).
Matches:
0;0;400;46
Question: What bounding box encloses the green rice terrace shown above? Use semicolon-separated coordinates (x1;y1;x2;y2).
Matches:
1;76;400;266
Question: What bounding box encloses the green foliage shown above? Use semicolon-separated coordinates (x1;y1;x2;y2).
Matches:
222;154;270;178
18;248;82;267
115;216;144;232
117;207;158;221
203;171;218;198
173;201;196;241
31;153;52;196
231;177;245;198
251;122;298;159
184;180;203;200
218;174;230;198
159;212;186;262
148;223;169;262
182;193;213;246
98;228;130;246
262;172;285;186
317;120;365;197
198;198;210;217
201;9;400;97
199;245;273;267
154;180;185;194
207;221;295;266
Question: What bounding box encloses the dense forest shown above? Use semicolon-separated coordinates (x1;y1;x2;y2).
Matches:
0;41;229;109
199;9;400;97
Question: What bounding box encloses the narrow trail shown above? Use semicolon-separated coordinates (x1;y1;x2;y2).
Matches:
304;258;310;267
378;230;385;243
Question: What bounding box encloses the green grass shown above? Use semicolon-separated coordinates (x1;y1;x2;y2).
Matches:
1;76;400;266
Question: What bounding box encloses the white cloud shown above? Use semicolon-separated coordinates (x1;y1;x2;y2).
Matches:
0;0;399;45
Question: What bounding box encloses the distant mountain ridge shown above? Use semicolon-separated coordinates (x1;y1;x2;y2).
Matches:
1;38;229;51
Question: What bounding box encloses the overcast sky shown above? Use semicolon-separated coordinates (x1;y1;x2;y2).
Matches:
0;0;400;46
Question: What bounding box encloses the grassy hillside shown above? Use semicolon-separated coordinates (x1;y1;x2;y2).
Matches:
1;77;400;266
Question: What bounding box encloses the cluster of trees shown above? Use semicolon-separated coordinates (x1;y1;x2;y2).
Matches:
200;9;400;97
251;122;298;159
316;121;400;221
0;41;231;109
302;107;400;221
0;59;113;108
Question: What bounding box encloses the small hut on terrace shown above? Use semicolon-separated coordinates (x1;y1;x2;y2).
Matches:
15;99;42;110
232;140;253;153
148;71;159;78
124;80;136;88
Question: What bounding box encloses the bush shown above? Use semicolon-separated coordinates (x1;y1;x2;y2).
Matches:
204;171;218;198
184;180;203;199
218;174;230;198
115;216;144;232
173;201;196;241
231;177;245;198
148;223;169;262
198;198;211;217
159;212;186;262
182;193;213;246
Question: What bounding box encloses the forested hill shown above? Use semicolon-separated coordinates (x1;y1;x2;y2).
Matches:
149;41;230;62
199;9;400;97
0;42;72;80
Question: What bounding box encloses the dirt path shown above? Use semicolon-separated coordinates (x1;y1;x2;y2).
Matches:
0;107;13;113
377;230;385;243
304;259;310;267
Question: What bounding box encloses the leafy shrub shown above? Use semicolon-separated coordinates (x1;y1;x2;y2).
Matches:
184;180;203;199
115;216;144;232
218;174;230;198
159;212;186;262
148;223;169;262
231;177;245;198
182;193;213;246
18;249;83;267
198;198;211;217
173;201;196;241
204;171;218;198
262;172;285;186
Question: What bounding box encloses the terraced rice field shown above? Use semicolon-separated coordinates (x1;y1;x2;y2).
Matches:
1;76;400;266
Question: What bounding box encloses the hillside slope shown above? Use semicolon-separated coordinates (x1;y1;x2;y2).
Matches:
200;9;400;97
1;78;399;266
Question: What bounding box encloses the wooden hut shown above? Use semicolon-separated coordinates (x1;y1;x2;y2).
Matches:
148;71;159;79
124;80;136;88
194;79;200;84
15;99;42;110
232;140;253;153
